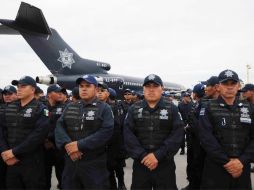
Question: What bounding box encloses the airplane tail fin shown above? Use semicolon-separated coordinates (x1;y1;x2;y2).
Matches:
0;2;86;75
0;2;51;35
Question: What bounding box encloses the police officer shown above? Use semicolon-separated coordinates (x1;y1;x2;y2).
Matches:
55;75;114;189
203;76;219;99
0;85;17;189
44;84;66;189
109;87;127;190
59;88;70;104
199;70;254;189
71;86;80;102
240;83;254;173
97;84;127;190
2;85;17;103
181;84;205;190
124;74;184;189
0;76;50;189
178;92;192;155
118;88;134;161
241;83;254;104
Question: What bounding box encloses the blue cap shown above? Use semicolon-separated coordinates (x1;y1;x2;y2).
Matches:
182;92;191;97
98;83;109;91
241;83;254;92
203;76;219;86
109;88;117;99
124;88;132;94
2;85;17;94
163;91;171;97
218;69;239;83
143;74;163;86
76;75;98;86
47;84;62;94
193;83;205;98
35;86;44;94
12;76;37;88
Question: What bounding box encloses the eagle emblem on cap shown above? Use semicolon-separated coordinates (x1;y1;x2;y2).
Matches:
148;74;156;80
4;85;11;90
224;70;234;77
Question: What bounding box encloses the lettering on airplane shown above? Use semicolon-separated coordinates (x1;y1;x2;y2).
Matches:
97;63;107;67
57;48;75;69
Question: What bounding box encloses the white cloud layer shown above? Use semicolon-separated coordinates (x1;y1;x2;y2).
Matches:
0;0;254;91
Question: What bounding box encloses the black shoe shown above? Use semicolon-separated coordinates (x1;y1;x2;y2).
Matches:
181;185;189;190
251;167;254;173
180;150;185;155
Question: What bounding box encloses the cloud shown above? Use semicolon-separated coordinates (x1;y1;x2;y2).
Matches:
0;0;254;89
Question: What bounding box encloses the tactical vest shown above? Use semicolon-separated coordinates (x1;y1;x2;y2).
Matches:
63;101;102;141
5;100;40;148
209;99;252;157
50;102;66;125
132;99;173;151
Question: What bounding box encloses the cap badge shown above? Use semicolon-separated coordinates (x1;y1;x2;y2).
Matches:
224;70;234;77
148;74;156;80
5;85;11;90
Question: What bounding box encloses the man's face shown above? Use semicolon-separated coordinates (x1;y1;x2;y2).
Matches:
143;82;163;103
123;92;132;101
17;84;35;100
97;87;109;102
183;96;191;103
48;91;62;102
205;85;218;97
218;80;240;99
79;81;97;101
3;92;17;103
242;90;254;100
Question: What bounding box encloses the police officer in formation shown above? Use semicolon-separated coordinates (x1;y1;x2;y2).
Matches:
1;85;18;104
45;84;66;189
0;85;17;189
0;76;50;189
241;83;254;173
55;75;114;189
97;83;126;190
124;74;184;189
203;76;219;100
241;83;254;105
199;70;254;189
71;86;80;102
178;92;192;155
181;83;205;190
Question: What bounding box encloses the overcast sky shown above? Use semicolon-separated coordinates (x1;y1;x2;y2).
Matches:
0;0;254;92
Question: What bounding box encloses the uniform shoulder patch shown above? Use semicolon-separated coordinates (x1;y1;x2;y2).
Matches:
43;108;49;117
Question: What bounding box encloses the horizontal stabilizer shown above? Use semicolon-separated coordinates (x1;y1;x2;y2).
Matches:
0;25;19;35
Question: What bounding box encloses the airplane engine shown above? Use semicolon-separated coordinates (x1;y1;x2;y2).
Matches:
36;75;56;85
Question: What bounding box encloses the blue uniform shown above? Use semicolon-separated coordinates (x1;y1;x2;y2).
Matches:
199;96;254;189
55;98;114;189
124;97;184;189
0;99;50;189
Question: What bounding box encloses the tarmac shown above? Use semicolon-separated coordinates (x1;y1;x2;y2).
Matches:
51;149;254;189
